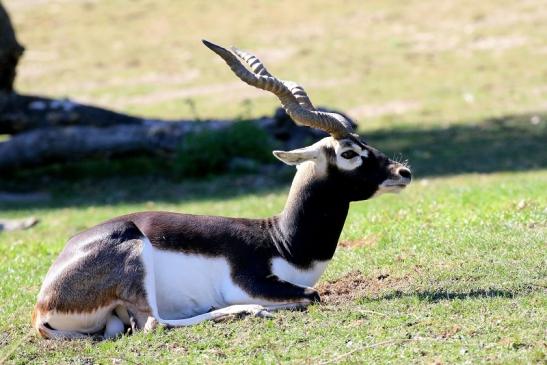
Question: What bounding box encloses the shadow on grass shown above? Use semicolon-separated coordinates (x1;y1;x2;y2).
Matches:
0;168;293;211
320;271;540;306
1;111;545;210
368;111;546;178
378;288;523;302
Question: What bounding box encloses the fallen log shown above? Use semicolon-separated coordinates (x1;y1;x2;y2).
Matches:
0;93;144;134
0;119;232;171
0;109;331;172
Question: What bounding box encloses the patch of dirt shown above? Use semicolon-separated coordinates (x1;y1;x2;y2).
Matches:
0;331;10;347
6;0;88;11
338;235;379;249
440;324;462;339
471;6;547;29
409;33;460;53
470;35;527;51
317;270;412;305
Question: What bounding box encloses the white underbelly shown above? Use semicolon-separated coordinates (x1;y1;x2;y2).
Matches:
151;248;244;319
141;241;331;320
46;305;117;333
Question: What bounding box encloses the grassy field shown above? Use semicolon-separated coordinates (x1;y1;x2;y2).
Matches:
1;0;546;364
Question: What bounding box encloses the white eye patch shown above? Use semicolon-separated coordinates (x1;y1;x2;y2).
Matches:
334;143;369;171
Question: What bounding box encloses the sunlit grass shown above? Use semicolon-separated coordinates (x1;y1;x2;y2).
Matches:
0;172;545;364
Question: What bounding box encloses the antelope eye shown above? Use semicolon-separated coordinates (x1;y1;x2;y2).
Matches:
341;150;359;159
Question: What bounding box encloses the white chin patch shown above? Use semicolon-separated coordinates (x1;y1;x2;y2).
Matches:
373;181;406;197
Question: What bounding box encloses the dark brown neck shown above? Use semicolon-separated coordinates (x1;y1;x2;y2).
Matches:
271;162;349;266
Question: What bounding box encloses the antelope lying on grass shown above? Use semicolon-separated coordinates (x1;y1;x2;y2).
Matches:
32;40;411;339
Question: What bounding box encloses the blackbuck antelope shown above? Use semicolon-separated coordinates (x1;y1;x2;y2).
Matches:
32;40;411;339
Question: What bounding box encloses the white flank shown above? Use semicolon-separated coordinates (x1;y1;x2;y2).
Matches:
141;239;252;320
140;239;329;324
104;314;125;339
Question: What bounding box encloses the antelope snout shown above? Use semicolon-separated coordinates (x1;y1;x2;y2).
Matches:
396;167;412;182
383;165;411;190
377;164;412;194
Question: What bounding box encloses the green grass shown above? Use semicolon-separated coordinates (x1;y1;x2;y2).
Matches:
0;172;545;364
1;0;546;363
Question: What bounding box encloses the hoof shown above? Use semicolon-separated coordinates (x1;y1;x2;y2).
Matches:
143;316;159;332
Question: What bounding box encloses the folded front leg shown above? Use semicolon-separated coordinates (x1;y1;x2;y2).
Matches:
231;272;321;306
150;304;271;327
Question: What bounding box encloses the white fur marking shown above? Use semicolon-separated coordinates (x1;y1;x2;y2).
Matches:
276;138;330;173
334;139;367;171
271;258;329;287
140;240;328;327
141;240;254;320
45;304;119;334
104;314;125;339
152;250;232;319
372;180;407;197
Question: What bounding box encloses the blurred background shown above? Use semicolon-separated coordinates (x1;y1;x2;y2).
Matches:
7;0;547;122
1;0;546;186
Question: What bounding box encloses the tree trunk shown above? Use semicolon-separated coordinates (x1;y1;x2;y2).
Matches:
0;2;24;92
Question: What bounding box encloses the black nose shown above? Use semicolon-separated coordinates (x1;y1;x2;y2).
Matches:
398;168;411;180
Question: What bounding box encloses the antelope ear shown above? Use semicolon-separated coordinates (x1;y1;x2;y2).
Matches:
273;146;319;165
